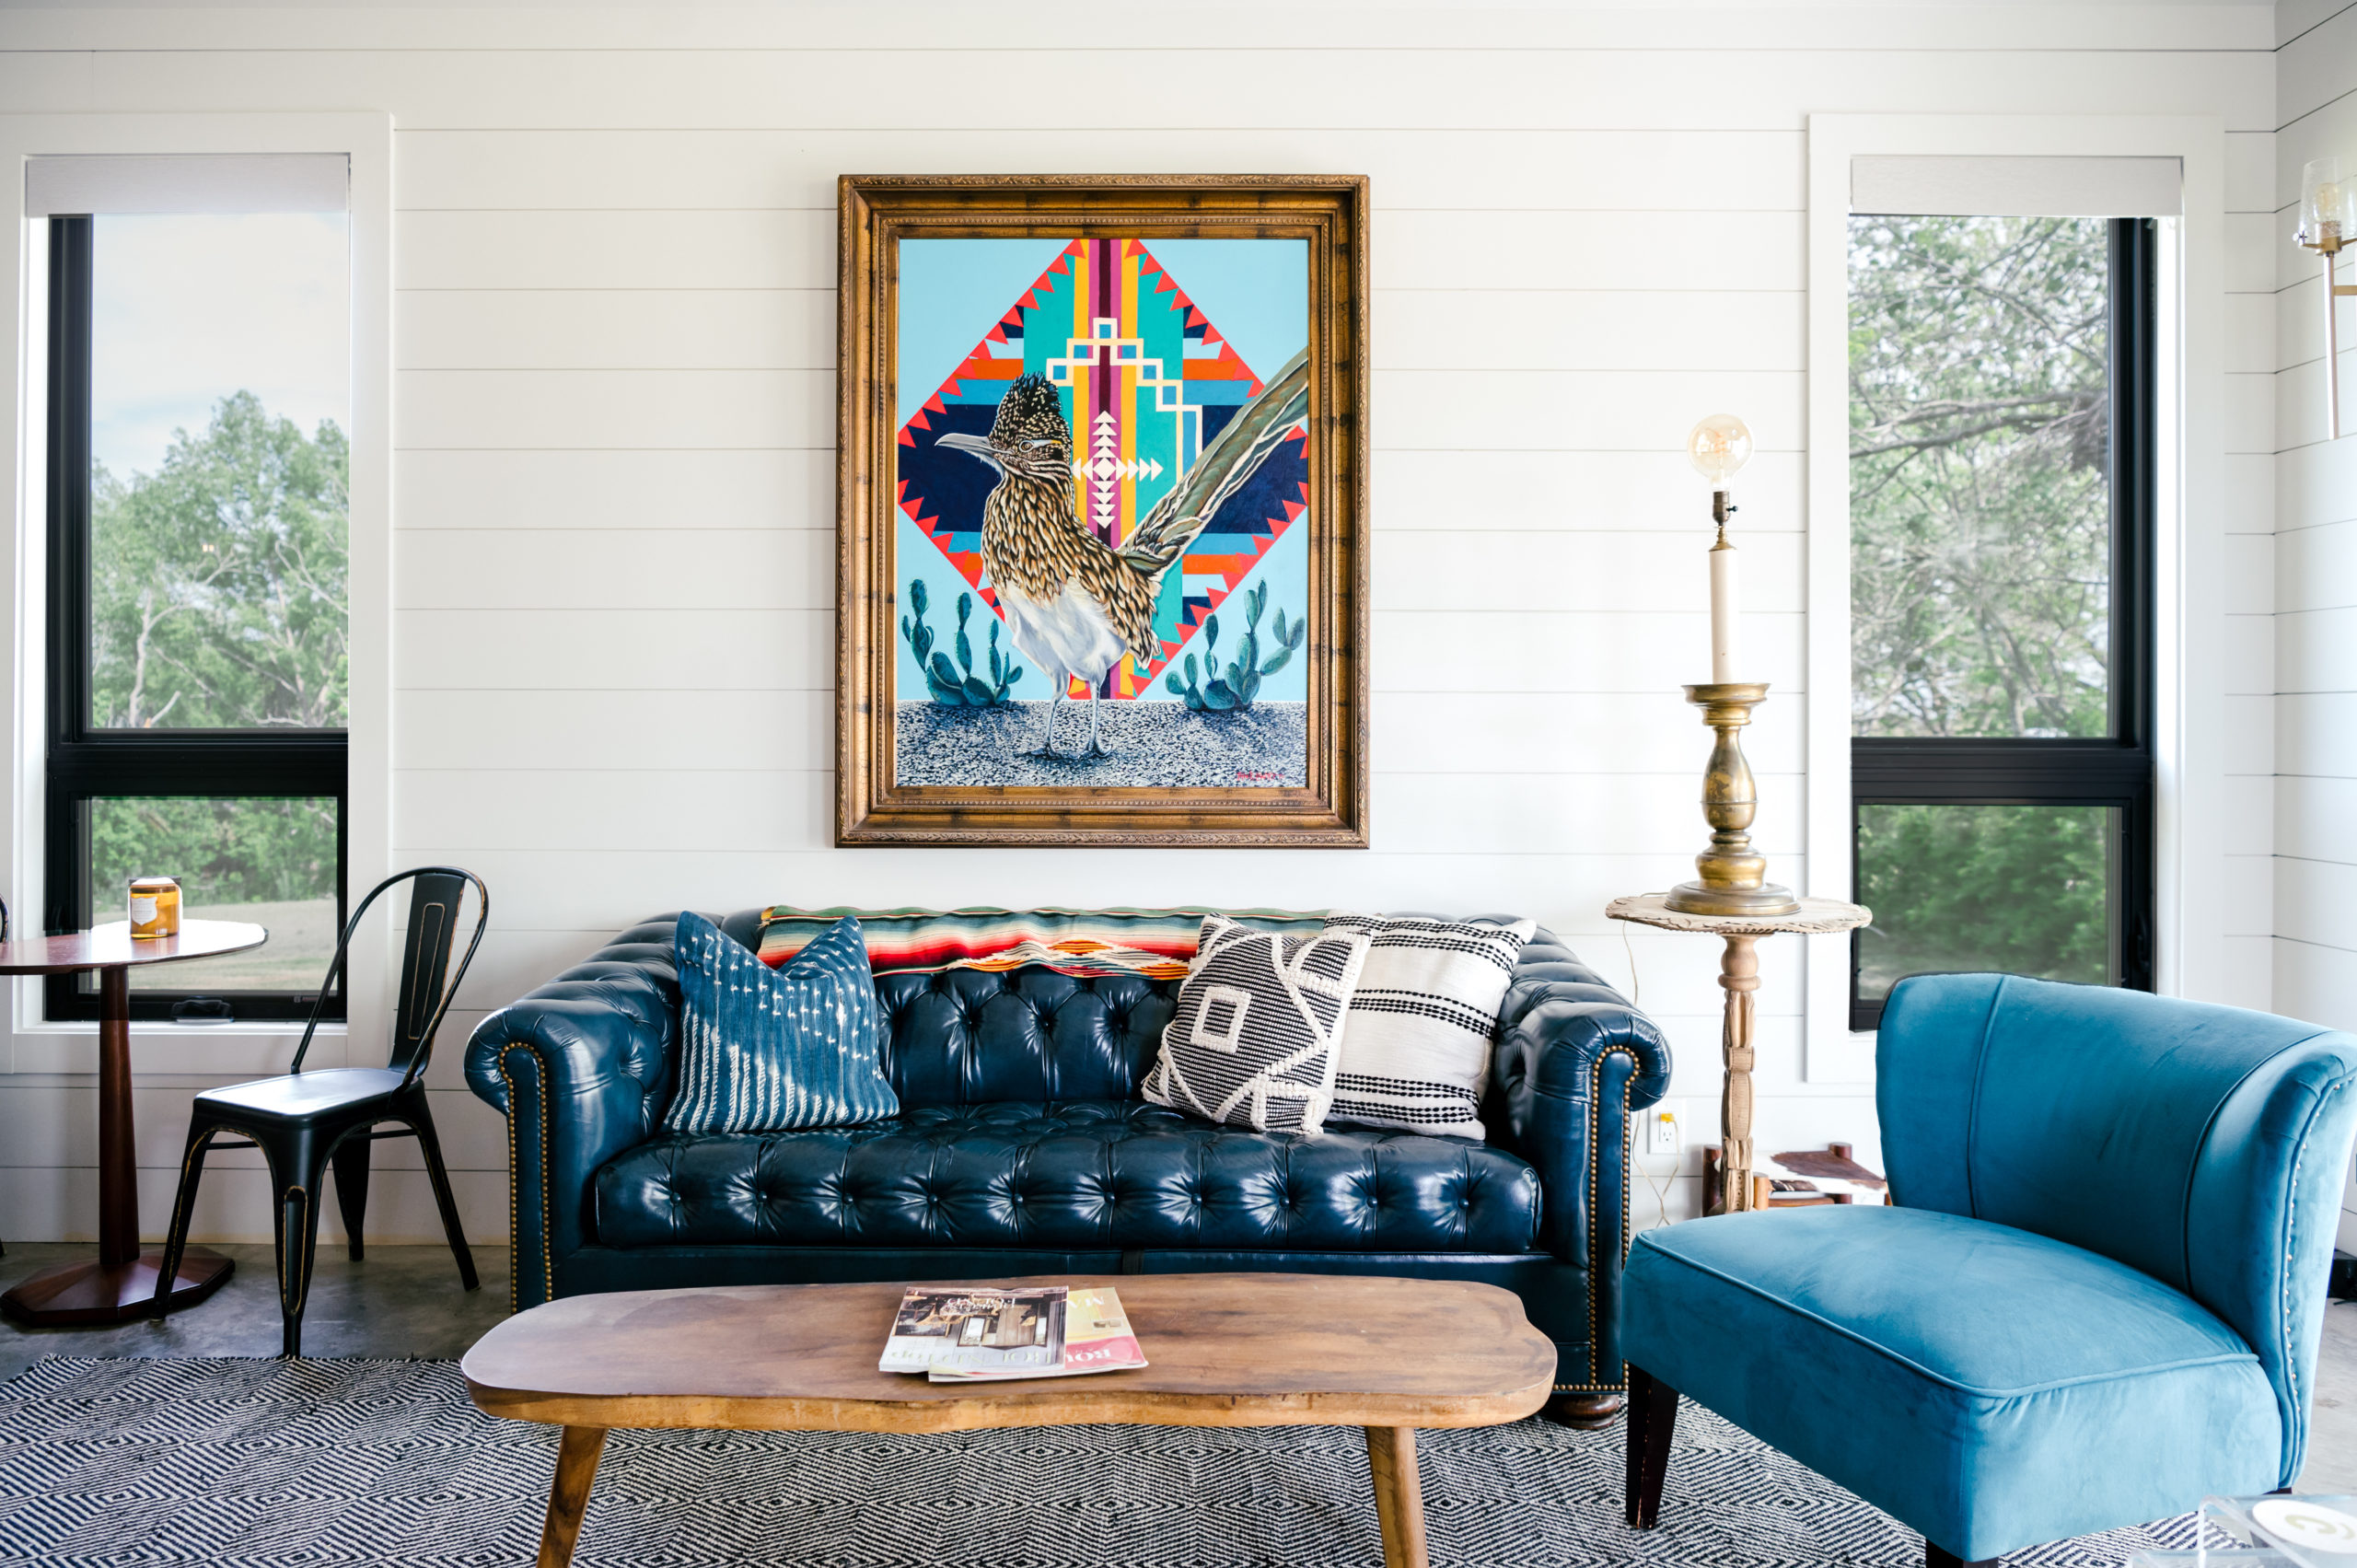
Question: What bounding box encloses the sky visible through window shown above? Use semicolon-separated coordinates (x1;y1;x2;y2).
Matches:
92;212;349;478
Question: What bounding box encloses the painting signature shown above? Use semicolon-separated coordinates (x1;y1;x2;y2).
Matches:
1235;770;1283;782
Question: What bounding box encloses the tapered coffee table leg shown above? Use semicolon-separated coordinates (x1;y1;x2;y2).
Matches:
1364;1424;1429;1568
537;1425;607;1568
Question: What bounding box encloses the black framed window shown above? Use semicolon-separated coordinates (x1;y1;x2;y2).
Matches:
43;212;349;1023
1848;215;2156;1030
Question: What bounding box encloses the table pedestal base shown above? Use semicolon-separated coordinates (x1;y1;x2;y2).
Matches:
1605;893;1875;1215
1714;933;1761;1214
1;1246;234;1325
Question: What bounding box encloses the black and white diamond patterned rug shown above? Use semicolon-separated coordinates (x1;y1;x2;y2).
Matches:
0;1357;2195;1567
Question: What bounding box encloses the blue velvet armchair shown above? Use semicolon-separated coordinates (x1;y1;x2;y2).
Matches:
1621;973;2357;1567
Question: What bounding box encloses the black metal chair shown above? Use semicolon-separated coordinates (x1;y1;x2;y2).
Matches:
156;867;488;1354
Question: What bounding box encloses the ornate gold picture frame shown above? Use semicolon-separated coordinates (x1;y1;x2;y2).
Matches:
837;174;1369;847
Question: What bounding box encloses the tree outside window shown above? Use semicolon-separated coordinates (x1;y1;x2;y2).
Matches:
47;208;351;1014
1848;215;2152;1016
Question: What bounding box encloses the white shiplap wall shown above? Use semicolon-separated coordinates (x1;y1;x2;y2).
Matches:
2269;0;2357;1249
0;2;2283;1246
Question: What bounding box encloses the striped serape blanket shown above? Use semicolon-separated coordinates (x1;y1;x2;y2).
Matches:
755;906;1329;981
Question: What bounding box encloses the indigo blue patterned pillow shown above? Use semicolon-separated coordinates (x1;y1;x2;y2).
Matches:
664;911;898;1134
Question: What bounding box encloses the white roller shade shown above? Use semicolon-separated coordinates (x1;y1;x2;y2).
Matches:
26;154;348;216
1851;156;2180;218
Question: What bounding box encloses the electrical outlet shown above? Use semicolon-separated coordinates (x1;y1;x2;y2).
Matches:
1646;1100;1684;1157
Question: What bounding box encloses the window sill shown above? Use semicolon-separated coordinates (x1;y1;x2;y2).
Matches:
5;1020;350;1078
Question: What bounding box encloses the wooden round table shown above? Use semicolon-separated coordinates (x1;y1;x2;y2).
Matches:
0;919;267;1326
1606;894;1870;1216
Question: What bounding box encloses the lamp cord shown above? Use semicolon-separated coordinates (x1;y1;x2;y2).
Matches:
1620;914;1674;1233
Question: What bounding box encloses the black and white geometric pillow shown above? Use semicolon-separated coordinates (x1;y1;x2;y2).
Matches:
1142;914;1372;1134
1321;912;1538;1141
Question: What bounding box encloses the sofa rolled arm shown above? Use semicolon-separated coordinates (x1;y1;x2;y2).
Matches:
464;917;691;1310
1490;928;1673;1395
1494;970;1673;1255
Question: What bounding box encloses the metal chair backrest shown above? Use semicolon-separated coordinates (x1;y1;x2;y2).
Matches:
289;865;490;1087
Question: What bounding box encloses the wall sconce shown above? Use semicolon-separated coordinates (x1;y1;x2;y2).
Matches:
2297;157;2357;439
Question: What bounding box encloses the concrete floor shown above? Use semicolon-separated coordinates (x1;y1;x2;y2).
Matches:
0;1240;507;1384
2;1241;2354;1495
2303;1298;2357;1493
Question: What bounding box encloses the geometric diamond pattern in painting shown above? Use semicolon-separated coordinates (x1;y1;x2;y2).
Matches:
896;238;1309;699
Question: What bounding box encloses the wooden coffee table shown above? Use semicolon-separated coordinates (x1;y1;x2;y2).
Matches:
463;1272;1554;1568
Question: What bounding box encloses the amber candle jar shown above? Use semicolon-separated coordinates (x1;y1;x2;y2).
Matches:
128;877;181;939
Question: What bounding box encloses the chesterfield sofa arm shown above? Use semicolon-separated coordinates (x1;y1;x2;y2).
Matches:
1491;930;1674;1411
464;918;692;1311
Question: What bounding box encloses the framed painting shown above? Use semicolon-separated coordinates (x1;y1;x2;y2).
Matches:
837;174;1369;846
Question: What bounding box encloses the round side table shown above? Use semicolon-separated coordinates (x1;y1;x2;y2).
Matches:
1606;894;1870;1216
0;919;268;1325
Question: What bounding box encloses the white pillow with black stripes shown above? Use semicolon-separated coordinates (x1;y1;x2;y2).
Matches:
1320;912;1538;1141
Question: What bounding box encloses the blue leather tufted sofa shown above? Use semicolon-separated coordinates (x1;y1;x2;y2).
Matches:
464;908;1671;1421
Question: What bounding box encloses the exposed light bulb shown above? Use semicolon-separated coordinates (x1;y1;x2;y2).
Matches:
2299;157;2353;252
1688;413;1753;487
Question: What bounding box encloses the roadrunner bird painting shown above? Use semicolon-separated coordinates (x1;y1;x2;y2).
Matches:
837;175;1369;846
934;350;1310;758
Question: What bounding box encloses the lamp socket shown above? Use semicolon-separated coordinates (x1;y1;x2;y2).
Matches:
1645;1101;1685;1157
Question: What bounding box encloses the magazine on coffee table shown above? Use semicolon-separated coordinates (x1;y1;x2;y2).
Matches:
877;1286;1067;1376
927;1285;1147;1382
877;1284;1146;1381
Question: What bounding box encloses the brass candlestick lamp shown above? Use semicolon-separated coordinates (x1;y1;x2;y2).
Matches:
1665;414;1797;918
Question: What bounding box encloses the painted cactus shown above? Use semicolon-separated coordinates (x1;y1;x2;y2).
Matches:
1163;582;1305;712
901;579;1025;706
